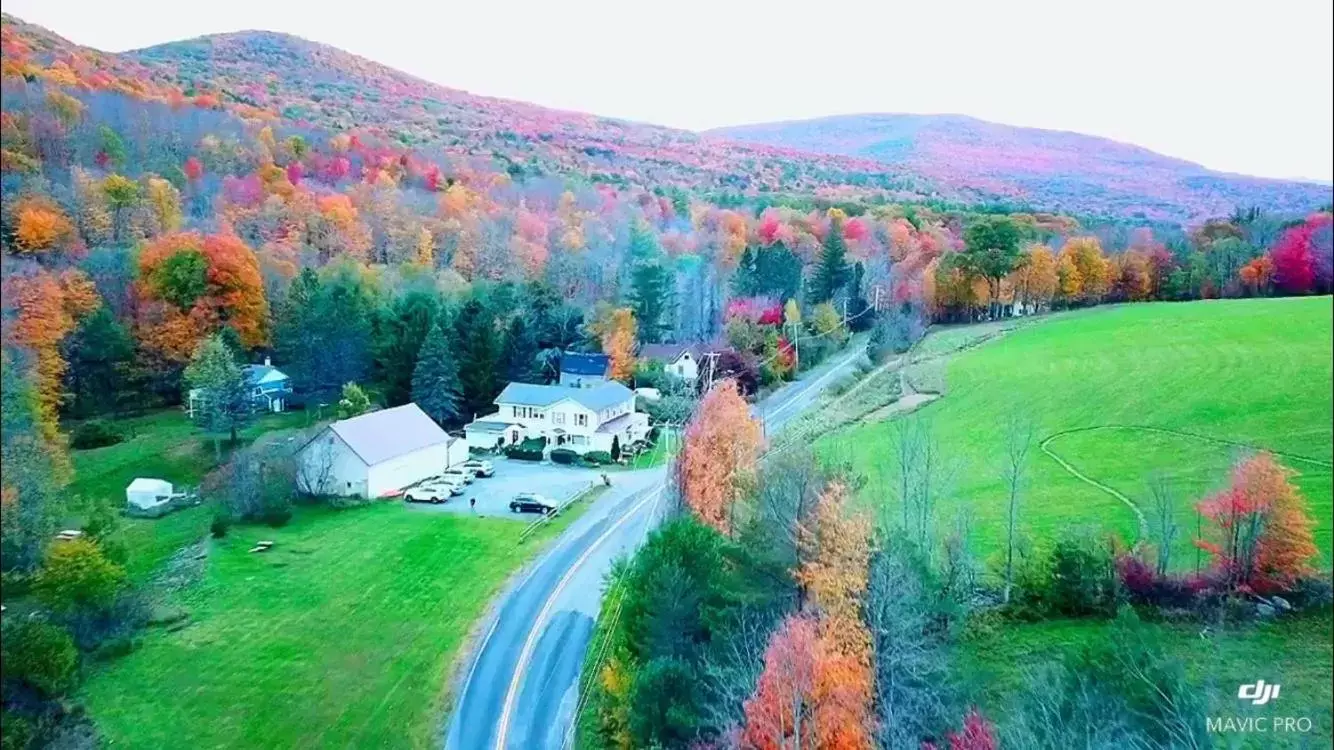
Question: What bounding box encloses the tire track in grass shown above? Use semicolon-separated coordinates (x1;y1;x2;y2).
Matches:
1040;423;1333;543
1039;432;1148;538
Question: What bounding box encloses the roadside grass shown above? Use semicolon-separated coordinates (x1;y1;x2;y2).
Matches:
66;408;312;582
621;428;680;471
956;610;1334;748
820;297;1334;565
79;500;579;750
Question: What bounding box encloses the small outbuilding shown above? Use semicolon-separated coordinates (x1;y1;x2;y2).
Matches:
295;403;467;498
126;478;177;517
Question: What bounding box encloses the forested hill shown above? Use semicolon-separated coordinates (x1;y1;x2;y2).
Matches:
708;114;1332;222
37;18;939;204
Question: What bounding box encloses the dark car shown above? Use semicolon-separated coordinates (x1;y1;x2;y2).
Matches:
509;492;556;514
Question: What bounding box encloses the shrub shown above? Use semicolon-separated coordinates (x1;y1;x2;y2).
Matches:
0;711;36;750
69;420;123;450
34;539;127;615
1047;535;1120;617
261;506;292;527
550;448;579;465
0;619;78;697
210;514;231;538
584;451;614;465
1115;553;1198;610
505;446;544;461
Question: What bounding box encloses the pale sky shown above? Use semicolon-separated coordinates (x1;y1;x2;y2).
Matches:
7;0;1333;182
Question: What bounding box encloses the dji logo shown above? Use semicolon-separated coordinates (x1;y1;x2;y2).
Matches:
1238;680;1281;706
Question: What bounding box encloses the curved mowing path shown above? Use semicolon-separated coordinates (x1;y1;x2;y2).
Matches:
1040;424;1334;541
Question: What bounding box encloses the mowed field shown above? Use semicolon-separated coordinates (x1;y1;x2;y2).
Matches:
78;502;576;749
822;297;1334;567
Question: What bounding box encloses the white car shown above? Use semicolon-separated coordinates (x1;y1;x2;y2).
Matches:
442;467;476;484
462;459;495;478
403;481;463;504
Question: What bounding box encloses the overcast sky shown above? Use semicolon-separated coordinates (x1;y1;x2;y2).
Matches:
7;0;1333;182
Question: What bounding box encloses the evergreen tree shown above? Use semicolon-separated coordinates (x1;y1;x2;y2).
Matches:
811;212;851;304
412;322;463;426
274;263;377;406
846;262;873;332
502;315;542;384
62;306;134;418
734;244;803;302
629;261;676;344
375;289;439;406
452;299;501;421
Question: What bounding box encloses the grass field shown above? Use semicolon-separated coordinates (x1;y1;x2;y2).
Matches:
78;500;581;749
66;409;311;581
958;612;1334;747
821;297;1334;567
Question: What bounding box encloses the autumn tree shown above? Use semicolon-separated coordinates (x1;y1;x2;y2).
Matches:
137;232;269;365
594;306;638;382
102;173;140;243
1058;237;1111;304
922;709;999;750
2;351;64;571
1008;244;1058;313
676;379;763;535
743;613;822;750
1195;452;1319;593
12;198;76;254
412;321;463;426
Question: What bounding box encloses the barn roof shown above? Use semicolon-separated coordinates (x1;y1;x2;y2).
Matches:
328;403;450;466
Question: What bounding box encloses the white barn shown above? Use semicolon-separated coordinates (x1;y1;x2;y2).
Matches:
295;403;468;498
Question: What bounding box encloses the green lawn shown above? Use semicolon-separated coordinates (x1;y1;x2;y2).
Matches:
79;501;579;749
67;409;310;581
821;297;1334;565
958;612;1334;748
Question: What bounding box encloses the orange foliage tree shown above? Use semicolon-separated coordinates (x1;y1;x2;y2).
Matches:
676;379;762;535
1007;244;1058;312
2;268;100;469
1195;452;1319;593
137;232;269;363
12;198;76;254
593;306;638;382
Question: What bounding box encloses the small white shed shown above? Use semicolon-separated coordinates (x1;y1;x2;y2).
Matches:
126;478;174;514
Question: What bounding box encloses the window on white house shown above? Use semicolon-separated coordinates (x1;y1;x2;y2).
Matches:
576;414;587;427
554;412;565;425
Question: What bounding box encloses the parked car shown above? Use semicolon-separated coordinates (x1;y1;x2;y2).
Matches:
462;459;495;478
509;493;556;515
442;467;475;484
404;481;463;504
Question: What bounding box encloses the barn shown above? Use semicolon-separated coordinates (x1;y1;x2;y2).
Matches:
295;403;468;498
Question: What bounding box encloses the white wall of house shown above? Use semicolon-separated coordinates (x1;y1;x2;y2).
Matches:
445;438;469;467
666;353;699;382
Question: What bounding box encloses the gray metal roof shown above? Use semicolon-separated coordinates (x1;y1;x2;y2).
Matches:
495;381;634;412
560;352;610;376
329;403;450;466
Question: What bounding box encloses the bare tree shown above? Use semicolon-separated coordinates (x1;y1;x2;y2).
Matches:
699;608;781;741
295;429;338;497
1000;412;1035;602
865;543;953;749
889;416;956;559
1146;473;1179;577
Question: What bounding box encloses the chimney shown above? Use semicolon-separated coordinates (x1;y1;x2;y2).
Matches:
264;356;271;367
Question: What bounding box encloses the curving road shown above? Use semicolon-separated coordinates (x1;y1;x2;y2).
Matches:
445;343;868;750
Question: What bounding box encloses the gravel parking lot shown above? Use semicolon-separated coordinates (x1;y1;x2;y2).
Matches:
402;458;602;519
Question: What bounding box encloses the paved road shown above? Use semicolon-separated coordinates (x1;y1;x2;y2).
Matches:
445;343;868;750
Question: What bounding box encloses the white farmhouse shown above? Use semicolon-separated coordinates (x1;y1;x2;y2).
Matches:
465;381;649;455
638;344;701;384
295;403;467;498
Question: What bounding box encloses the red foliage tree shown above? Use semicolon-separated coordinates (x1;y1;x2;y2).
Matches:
922;708;999;750
1195;452;1319;593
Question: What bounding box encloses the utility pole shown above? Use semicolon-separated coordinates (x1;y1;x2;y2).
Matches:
872;285;881;313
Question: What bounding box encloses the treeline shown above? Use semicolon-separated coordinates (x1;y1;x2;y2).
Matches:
579;382;1328;749
927;211;1334;323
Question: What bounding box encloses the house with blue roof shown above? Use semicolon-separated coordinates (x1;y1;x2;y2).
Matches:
558;352;611;388
186;357;293;417
464;380;648;455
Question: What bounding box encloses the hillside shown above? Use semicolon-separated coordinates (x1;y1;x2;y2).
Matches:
1;15;942;204
709;114;1333;221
